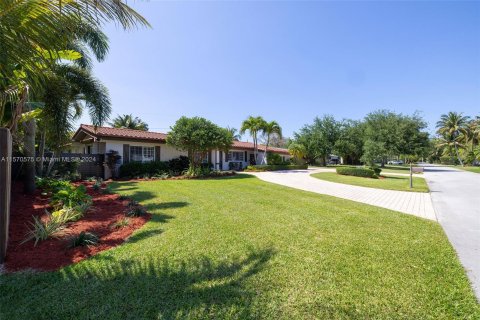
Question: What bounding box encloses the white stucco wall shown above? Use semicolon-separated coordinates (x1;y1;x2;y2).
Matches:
159;144;188;162
102;140;187;164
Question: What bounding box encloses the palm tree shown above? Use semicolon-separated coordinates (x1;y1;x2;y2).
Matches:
0;0;149;132
226;126;241;141
466;117;480;152
240;116;267;164
109;114;149;131
436;112;469;166
261;121;282;164
288;142;306;164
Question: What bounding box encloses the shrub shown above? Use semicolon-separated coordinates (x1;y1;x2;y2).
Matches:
51;207;83;224
21;215;66;246
36;178;71;193
167;156;189;174
120;156;190;178
336;166;376;178
92;181;101;191
111;217;130;229
51;184;92;209
126;206;147;217
369;165;382;176
101;184;114;194
68;231;99;248
128;200;139;207
120;160;168;178
266;152;289;165
245;164;308;172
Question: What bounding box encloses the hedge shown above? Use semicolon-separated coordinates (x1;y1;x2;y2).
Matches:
119;156;189;178
245;164;308;172
336;166;376;178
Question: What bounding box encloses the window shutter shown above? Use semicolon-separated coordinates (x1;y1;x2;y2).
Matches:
155;146;161;161
123;144;130;164
244;151;247;161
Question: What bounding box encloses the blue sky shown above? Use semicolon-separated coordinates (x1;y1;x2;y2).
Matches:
79;0;480;139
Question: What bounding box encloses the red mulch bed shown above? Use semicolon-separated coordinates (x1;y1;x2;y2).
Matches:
5;182;151;272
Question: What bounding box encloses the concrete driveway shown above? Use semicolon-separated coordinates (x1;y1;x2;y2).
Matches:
246;168;436;220
422;165;480;299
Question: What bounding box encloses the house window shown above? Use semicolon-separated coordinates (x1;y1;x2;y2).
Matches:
143;147;154;162
130;146;154;162
226;151;244;162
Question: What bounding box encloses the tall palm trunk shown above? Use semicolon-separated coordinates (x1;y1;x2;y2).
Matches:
23;118;36;194
253;132;258;165
37;127;46;176
45;150;59;177
262;135;270;165
454;142;464;166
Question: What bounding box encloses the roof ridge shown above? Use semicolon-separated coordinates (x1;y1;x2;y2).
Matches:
81;124;167;135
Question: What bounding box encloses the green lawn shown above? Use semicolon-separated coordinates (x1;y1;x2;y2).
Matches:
1;176;478;319
311;172;430;192
381;165;424;175
459;166;480;174
327;164;423;175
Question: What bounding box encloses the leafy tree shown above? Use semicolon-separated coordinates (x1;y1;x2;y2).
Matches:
436;112;469;166
361;140;386;167
109;114;148;131
334;120;365;165
397;112;430;160
362;110;429;166
167;117;233;175
261;121;282;164
292;115;340;165
363;110;403;167
240;116;267;164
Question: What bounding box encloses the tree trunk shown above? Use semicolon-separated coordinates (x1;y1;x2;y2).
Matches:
23;118;36;194
37;127;46;176
253;133;258;165
45;150;58;177
262;136;270;165
454;142;464;166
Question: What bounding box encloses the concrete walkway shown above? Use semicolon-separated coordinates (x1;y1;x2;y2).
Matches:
246;169;436;220
422;165;480;299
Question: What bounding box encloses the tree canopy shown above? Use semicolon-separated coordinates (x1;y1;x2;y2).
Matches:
109;114;149;131
167;116;233;173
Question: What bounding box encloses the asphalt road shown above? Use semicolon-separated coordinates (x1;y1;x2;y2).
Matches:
422;165;480;300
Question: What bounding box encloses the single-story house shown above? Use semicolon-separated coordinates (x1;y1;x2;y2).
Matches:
71;124;291;178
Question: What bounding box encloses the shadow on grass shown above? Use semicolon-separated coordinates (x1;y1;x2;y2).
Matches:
380;175;407;180
2;247;276;319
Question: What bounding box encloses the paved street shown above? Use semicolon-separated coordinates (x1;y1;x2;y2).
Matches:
422;165;480;299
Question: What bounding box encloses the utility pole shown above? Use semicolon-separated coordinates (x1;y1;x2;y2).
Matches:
409;161;413;189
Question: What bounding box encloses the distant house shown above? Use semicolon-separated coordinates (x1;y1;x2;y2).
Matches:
71;124;291;178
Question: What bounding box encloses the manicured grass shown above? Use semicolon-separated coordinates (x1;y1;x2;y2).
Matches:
327;164;423;175
2;176;478;319
311;172;429;192
459;166;480;174
381;165;423;175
